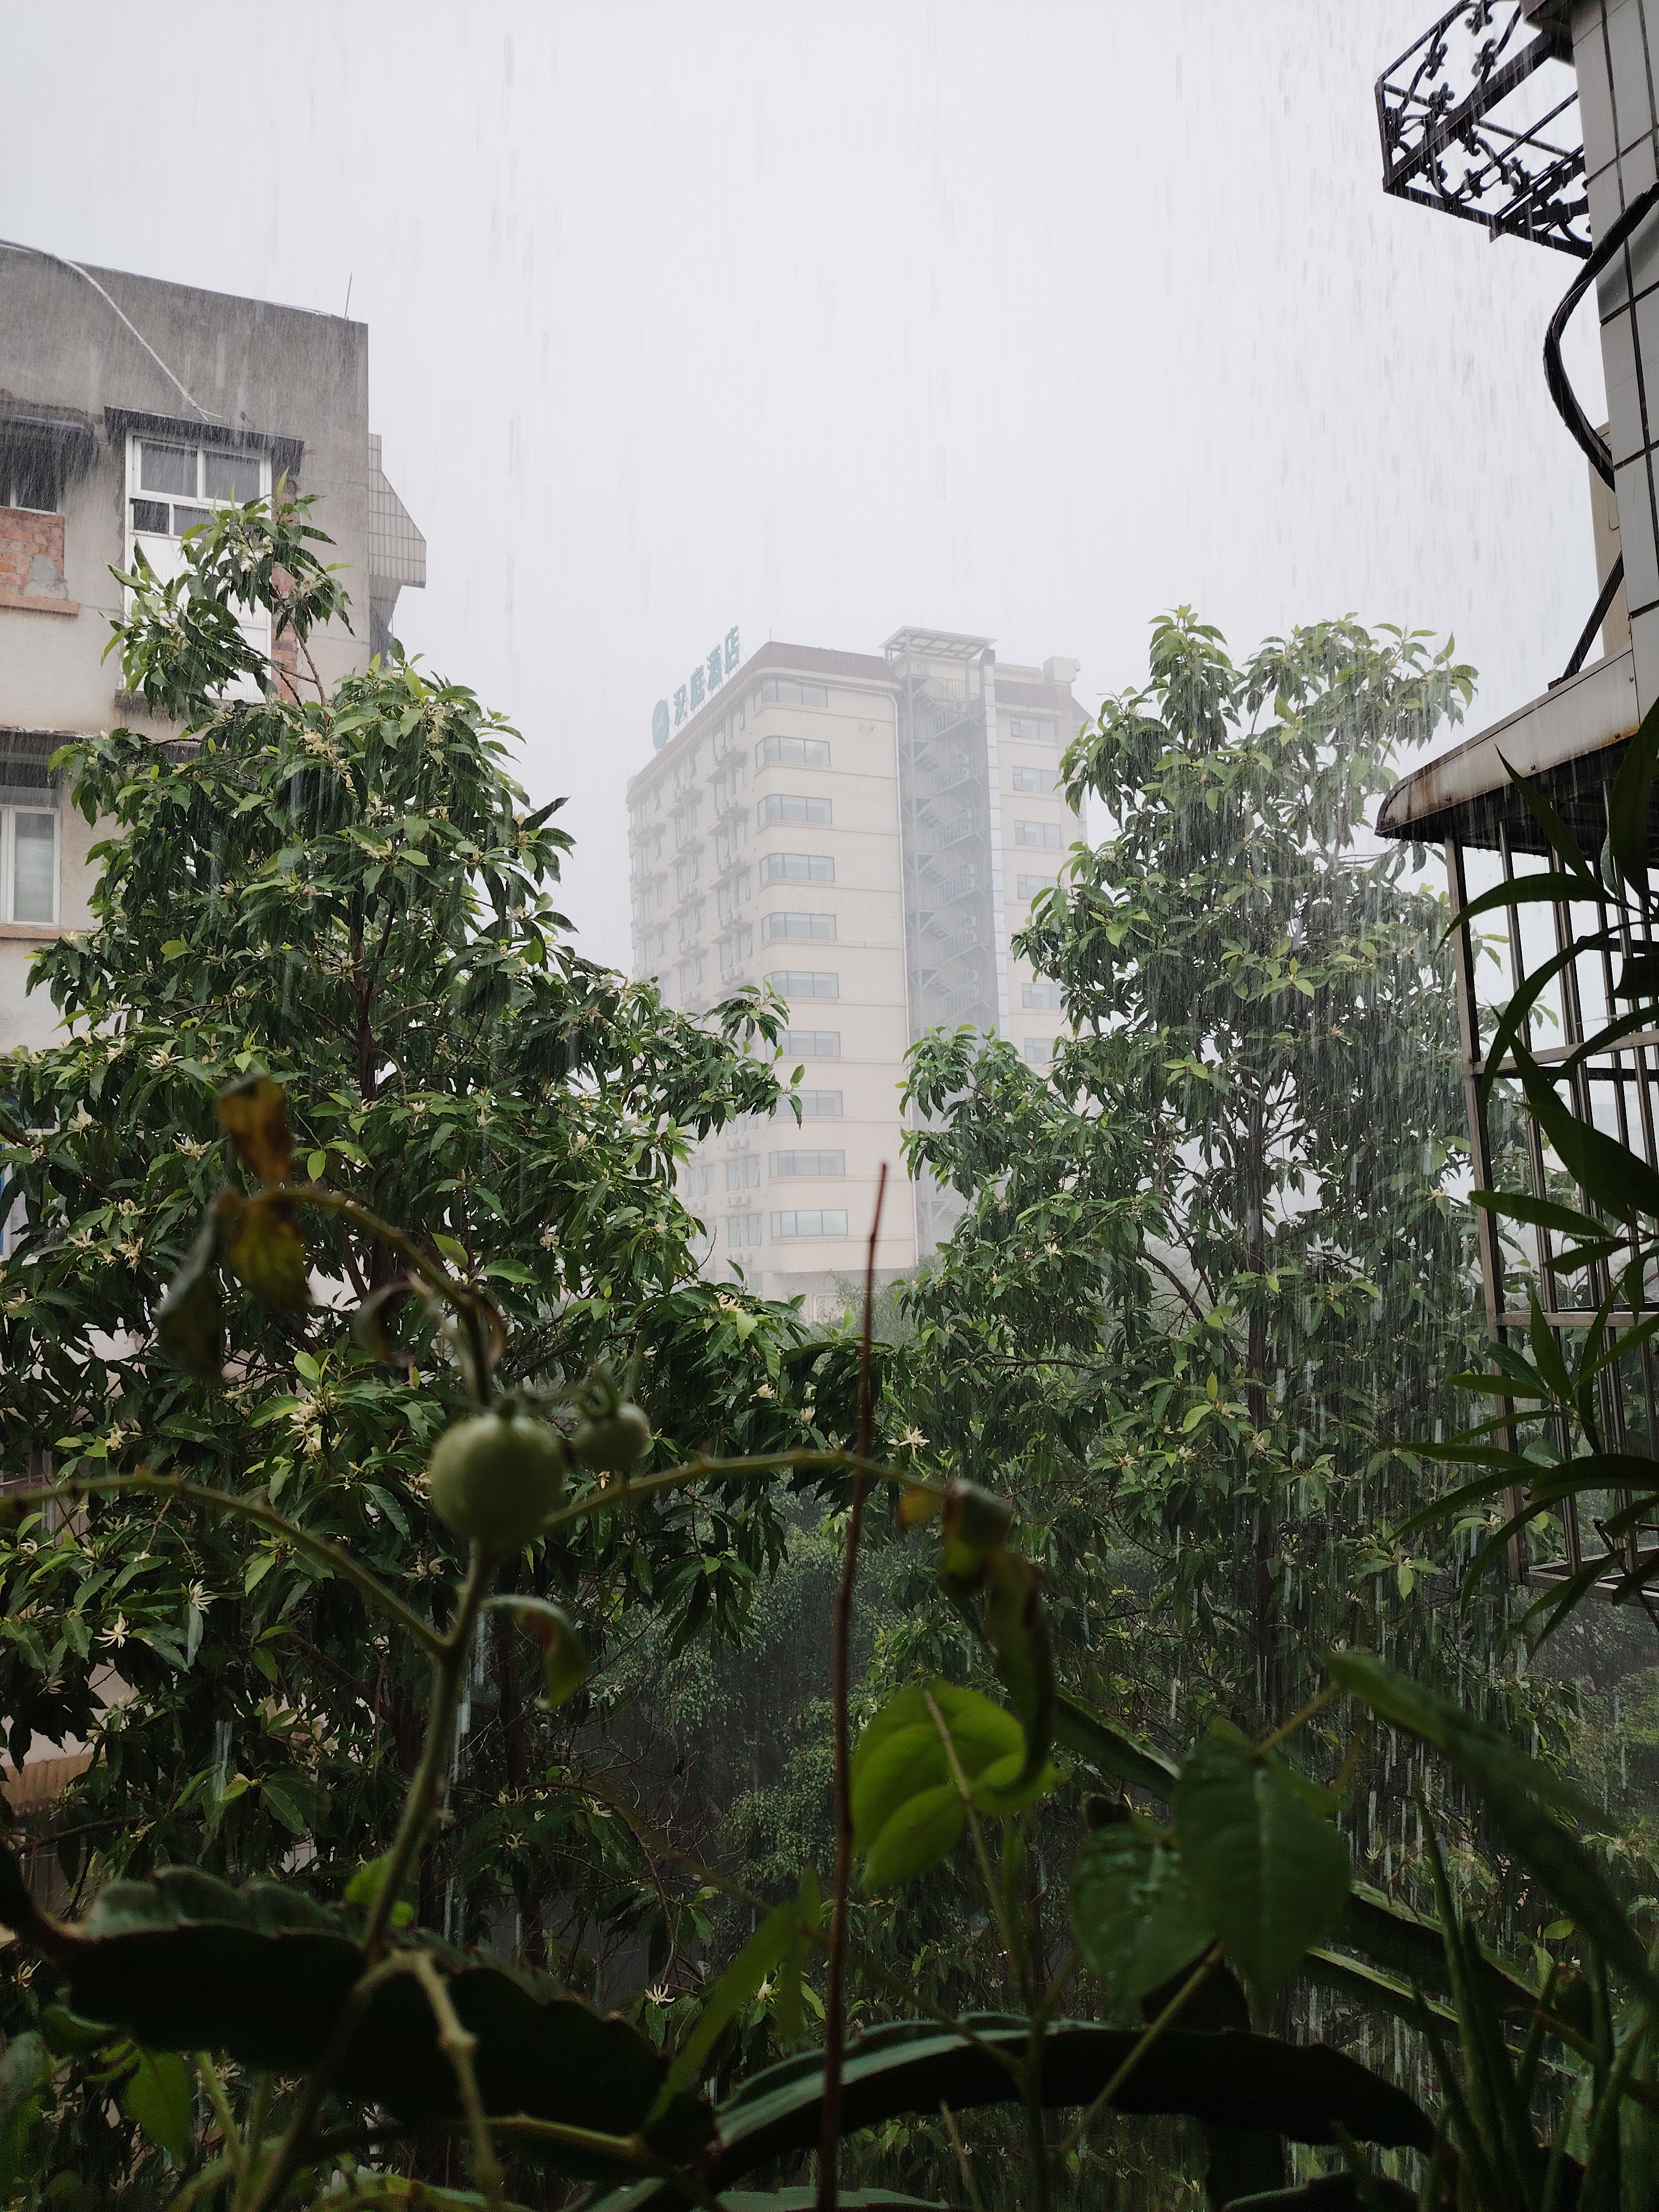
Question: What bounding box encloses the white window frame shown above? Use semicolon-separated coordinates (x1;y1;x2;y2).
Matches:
765;969;839;999
770;1208;849;1239
125;434;274;685
770;1149;846;1177
761;911;836;943
2;804;59;927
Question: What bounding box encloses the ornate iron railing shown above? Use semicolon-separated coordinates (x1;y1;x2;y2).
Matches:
1376;2;1587;254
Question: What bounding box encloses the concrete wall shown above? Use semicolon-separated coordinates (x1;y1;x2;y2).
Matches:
1576;0;1659;717
0;250;415;1058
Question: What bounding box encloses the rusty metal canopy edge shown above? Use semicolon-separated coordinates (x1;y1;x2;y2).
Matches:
1375;648;1643;854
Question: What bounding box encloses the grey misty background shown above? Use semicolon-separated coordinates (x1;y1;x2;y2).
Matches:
0;1;1605;966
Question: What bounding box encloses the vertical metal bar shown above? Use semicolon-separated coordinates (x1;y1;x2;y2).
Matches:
1447;836;1525;1583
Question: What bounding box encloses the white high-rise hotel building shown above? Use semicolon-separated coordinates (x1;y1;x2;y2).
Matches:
627;628;1086;1310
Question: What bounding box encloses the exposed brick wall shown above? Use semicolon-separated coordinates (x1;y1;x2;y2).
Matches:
0;508;67;601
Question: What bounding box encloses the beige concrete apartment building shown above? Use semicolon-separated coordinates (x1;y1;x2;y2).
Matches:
0;246;424;1059
627;628;1087;1311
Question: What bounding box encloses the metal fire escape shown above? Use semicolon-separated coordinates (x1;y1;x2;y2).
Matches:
886;627;1008;1255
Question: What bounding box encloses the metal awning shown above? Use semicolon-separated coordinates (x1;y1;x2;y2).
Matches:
1375;648;1646;854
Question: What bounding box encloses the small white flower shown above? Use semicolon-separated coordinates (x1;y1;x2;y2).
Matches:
899;1427;929;1449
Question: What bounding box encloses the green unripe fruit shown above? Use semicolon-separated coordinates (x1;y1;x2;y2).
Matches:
426;1410;566;1552
571;1402;652;1476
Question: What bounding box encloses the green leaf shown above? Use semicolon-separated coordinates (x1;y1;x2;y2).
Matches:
1468;1187;1618;1244
155;1197;236;1384
352;1280;413;1363
343;1855;414;1931
937;1481;1013;1578
216;1072;294;1186
1497;751;1598;888
492;1595;588;1708
1608;693;1659;895
226;1193;310;1310
661;1903;796;2101
1511;1035;1659;1222
1172;1725;1351;2008
981;1550;1056;1783
258;1775;310;1836
587;2015;1433;2212
1328;1650;1659;2006
38;1866;711;2174
1613;947;1659;1000
1070;1822;1215;2006
775;1869;821;2046
850;1683;1058;1890
1052;1690;1180;1798
864;1786;964;1890
123;2049;194;2166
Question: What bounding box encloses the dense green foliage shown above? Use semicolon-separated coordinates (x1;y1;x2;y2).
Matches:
1;526;1657;2212
0;495;831;1958
891;614;1516;1761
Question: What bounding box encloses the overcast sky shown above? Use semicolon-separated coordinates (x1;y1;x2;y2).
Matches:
4;3;1606;967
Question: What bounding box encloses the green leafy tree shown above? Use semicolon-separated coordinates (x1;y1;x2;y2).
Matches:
0;494;825;1957
895;612;1512;1751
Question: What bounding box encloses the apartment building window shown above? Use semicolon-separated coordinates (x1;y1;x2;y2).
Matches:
129;438;267;542
680;1161;714;1199
716;817;750;868
758;794;831;828
678;952;707;993
1023;1037;1056;1067
759;851;833;885
1022;980;1065;1010
1009;716;1057;744
677;900;706;949
1014;820;1062;849
713;761;749;812
675;853;703;896
761;911;835;943
718;927;753;980
795;1089;843;1116
770;1150;845;1177
756;735;831;769
717;873;752;924
756;677;828;709
771;1209;848;1239
767;970;838;999
0;435;61;514
726;1213;764;1248
1012;765;1056;795
779;1029;841;1058
3;807;57;926
726;1155;760;1192
1016;873;1056;902
673;802;702;848
127;437;273;684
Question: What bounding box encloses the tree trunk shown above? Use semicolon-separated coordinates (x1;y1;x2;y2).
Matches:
495;1608;548;1971
1242;1097;1284;1723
